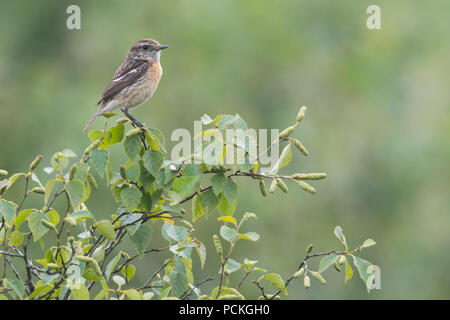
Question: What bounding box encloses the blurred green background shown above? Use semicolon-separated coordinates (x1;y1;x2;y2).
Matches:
1;0;449;299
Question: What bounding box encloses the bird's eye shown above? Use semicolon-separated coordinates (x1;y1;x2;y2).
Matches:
143;45;149;50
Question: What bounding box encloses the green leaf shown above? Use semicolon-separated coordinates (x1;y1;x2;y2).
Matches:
15;209;32;229
334;226;348;250
0;199;16;225
28;210;50;241
220;225;237;243
161;222;188;242
71;210;95;222
65;179;85;209
96;219;115;241
217;216;237;225
46;209;60;226
126;162;140;181
222;179;238;205
279;142;293;169
345;258;353;284
88;129;103;142
44;179;56;206
238;232;260;241
224;258;242;273
124;289;142;300
89;149;109;177
361;238;376;249
319;255;339;273
195;240;207;270
352;255;374;292
264;273;287;295
211;173;226;196
143;150;164;176
121;264;136;281
3;279;25;299
218;194;237;216
172;176;200;198
128;223;152;257
120;185;142;211
105;253;121;281
170;257;189;297
9;230;24;246
72;284;90;300
27;280;53;300
192;194;204;222
199;189;219;215
109;123;125;145
124;134;142;161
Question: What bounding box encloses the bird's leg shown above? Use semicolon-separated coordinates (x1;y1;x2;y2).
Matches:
121;108;144;128
121;108;148;150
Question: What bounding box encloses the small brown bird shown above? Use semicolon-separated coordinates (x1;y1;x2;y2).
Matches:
83;38;168;132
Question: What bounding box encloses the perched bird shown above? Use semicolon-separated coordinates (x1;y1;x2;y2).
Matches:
83;38;168;132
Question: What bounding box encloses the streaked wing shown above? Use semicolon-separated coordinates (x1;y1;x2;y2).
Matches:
96;59;149;107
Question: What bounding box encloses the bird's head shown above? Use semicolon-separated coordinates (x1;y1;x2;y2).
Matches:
128;38;168;62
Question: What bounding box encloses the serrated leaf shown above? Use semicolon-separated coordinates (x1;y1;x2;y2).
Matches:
238;232;260;241
264;273;287;295
220;225;237;243
345;258;353;284
72;284;90;300
121;264;136;281
3;279;25;299
218;194;237;216
120;185;142;211
124;134;141;161
361;238;376;249
89;149;109;177
224;258;242;273
128;223;152;257
124;289;142;300
9;230;24;246
352;255;374;292
109;123;125;145
319;255;339;273
65;179;85;210
170;257;188;297
143;149;164;176
28;210;50;241
199;189;219;215
15;209;32;229
105;253;121;281
161;222;188;242
96;219;115;240
195;241;206;269
0;199;16;225
192;194;204;222
172;176;200;198
211;173;226;196
222;179;238;205
46;209;60;226
217;216;237;225
334;226;348;250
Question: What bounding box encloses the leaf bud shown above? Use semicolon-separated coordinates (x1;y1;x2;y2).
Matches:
278;125;296;140
304;275;311;288
333;262;341;272
296;180;316;194
258;179;267;197
290;173;327;180
309;271;327;285
293;139;309;156
293;267;305;278
30;187;45;194
116;118;130;124
84;140;101;155
125;127;144;138
269;179;277;193
296;106;307;122
275;178;288;193
306;244;313;255
0;169;8;176
338;255;346;265
29;155;43;172
120;166;127;180
69;164;78;180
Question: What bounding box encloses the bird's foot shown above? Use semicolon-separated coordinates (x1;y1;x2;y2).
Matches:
121;108;145;128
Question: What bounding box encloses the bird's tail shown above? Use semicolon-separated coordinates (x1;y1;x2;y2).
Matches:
83;109;104;133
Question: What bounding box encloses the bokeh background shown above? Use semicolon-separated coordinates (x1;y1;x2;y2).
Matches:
1;0;449;299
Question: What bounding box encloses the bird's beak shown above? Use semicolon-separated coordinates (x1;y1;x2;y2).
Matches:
156;45;168;51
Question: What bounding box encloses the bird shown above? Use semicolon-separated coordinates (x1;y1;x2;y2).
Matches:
83;38;168;132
